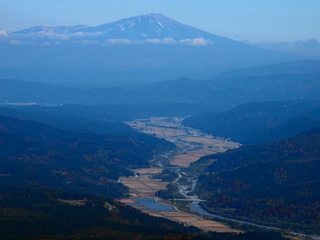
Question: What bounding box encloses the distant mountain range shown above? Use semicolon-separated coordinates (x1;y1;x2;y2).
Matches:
1;60;320;112
0;13;302;85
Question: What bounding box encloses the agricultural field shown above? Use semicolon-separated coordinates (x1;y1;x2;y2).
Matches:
121;117;240;233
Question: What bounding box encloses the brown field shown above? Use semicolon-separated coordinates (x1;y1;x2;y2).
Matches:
134;168;163;174
191;220;240;233
283;235;308;240
157;212;187;217
151;127;187;139
121;176;169;196
128;117;239;168
120;197;239;233
171;216;200;223
183;136;238;148
183;136;215;145
120;175;240;234
171;148;218;167
120;199;136;204
120;189;239;233
128;122;188;139
143;117;182;128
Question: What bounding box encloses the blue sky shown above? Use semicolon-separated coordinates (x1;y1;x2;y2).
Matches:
1;0;319;42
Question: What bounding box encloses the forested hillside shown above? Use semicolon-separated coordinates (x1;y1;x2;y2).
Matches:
0;115;174;197
183;100;320;144
0;187;289;240
194;126;320;233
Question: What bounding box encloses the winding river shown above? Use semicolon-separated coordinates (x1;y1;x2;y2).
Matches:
123;117;320;239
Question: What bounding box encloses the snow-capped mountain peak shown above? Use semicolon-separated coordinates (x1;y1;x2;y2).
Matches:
6;13;225;45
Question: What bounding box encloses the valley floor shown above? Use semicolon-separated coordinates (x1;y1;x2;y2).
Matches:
120;117;319;240
121;117;240;233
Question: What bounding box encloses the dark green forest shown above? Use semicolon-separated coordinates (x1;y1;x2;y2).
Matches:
0;115;174;198
194;126;320;234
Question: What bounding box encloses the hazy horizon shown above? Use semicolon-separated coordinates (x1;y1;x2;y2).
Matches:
1;0;320;43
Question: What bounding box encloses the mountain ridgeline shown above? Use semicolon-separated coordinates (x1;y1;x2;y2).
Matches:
12;13;227;42
183;99;320;144
1;60;320;111
0;13;300;85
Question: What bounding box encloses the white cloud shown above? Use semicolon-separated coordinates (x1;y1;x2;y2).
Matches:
10;40;22;45
72;31;104;37
39;32;69;40
6;33;214;47
162;38;176;44
106;38;133;44
180;38;213;46
145;38;176;44
0;30;8;37
146;38;162;44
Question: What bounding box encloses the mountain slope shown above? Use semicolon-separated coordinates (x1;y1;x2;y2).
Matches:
0;187;204;240
90;13;220;41
0;187;289;240
0;115;174;197
194;126;320;234
10;13;246;44
183;100;320;144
